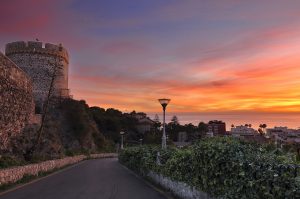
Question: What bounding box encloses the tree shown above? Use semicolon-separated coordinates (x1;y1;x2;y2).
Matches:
259;124;267;134
258;128;264;136
197;122;208;139
36;58;63;145
185;123;197;133
154;114;160;123
24;58;64;160
153;114;161;133
171;115;179;125
166;115;180;141
185;123;197;141
198;122;208;133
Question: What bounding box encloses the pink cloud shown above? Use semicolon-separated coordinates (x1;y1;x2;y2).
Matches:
0;0;56;34
100;41;149;55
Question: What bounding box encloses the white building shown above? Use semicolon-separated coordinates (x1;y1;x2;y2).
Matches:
267;126;298;135
231;125;257;137
267;126;300;146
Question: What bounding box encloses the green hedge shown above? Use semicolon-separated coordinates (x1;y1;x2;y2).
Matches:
119;137;300;199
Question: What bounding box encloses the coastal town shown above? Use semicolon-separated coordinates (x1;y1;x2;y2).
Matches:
1;1;300;199
133;113;300;151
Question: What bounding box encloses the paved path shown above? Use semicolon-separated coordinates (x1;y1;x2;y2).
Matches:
0;158;168;199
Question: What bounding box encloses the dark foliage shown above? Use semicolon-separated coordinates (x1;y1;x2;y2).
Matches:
59;99;114;153
90;107;141;143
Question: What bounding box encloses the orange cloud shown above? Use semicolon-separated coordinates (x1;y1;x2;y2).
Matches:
70;24;300;113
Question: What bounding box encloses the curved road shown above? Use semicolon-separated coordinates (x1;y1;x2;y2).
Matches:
0;158;168;199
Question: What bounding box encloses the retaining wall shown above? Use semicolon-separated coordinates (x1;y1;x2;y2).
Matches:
89;153;118;159
147;171;213;199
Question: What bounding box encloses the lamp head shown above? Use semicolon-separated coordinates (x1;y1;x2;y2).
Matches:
158;98;171;110
120;131;125;135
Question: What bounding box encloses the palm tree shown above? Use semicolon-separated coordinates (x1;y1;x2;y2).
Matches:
262;124;267;133
259;124;267;135
258;128;264;136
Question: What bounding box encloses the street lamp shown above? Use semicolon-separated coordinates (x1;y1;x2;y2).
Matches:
139;138;143;146
120;131;125;150
158;98;171;149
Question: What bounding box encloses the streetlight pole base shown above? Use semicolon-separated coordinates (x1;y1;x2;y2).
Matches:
162;136;167;149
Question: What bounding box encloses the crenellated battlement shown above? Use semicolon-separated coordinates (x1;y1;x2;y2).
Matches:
5;41;69;63
5;40;70;110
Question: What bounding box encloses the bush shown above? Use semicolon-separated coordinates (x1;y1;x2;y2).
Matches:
119;146;158;174
119;137;300;199
0;155;25;168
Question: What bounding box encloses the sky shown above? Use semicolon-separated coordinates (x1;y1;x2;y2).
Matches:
1;0;300;114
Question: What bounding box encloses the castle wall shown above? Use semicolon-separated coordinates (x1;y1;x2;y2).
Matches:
5;41;69;109
0;52;34;150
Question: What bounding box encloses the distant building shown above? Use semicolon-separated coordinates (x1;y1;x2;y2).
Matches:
206;131;214;137
230;125;269;144
231;125;257;137
267;126;296;135
267;126;300;147
178;131;188;142
174;131;191;147
241;134;269;144
134;112;147;120
135;117;155;134
207;120;226;136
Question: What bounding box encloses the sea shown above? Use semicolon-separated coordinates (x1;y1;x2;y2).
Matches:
148;112;300;131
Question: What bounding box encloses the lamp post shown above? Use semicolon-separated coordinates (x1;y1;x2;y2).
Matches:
158;98;171;149
120;131;125;150
139;138;143;146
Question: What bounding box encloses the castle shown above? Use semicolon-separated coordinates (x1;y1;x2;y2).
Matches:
5;41;70;110
0;41;70;150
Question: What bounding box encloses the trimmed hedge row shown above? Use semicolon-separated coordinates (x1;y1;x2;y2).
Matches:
119;137;300;199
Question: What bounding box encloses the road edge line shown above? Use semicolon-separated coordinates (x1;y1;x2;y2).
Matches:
119;162;175;199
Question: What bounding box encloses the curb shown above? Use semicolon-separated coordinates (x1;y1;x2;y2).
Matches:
119;163;175;199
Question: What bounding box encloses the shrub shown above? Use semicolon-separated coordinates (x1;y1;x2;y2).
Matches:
119;146;158;174
119;137;300;199
0;155;24;168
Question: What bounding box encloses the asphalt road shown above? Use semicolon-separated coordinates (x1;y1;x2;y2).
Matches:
0;158;168;199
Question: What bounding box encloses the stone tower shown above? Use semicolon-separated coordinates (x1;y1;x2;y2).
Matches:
5;41;69;110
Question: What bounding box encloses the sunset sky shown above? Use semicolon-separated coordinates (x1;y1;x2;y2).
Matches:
1;0;300;113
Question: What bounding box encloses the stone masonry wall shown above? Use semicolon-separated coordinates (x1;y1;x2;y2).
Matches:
0;155;85;186
89;153;118;159
5;41;69;110
0;52;34;150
